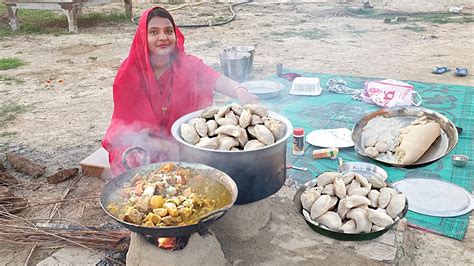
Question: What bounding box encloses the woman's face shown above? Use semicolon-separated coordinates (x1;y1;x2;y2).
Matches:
147;16;176;59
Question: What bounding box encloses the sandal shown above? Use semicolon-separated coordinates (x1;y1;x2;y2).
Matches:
454;67;468;77
432;66;450;74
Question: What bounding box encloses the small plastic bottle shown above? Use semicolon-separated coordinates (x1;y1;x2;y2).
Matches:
292;128;305;155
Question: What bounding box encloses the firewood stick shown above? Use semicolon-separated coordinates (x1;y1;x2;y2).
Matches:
6;153;46;177
0;196;25;201
24;243;37;266
26;196;99;207
0;171;19;185
48;173;82;221
50;149;66;169
0;212;128;261
47;168;79;184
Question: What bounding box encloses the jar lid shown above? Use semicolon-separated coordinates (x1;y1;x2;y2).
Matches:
293;128;304;135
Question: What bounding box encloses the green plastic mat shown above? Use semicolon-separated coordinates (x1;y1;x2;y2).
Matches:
263;69;473;240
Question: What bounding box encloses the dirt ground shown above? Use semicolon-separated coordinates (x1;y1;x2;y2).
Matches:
0;1;473;265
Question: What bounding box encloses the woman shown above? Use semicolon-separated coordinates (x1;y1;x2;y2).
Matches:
103;7;258;175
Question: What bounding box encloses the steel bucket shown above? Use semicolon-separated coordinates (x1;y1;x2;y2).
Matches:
219;51;250;82
224;46;255;74
171;110;293;205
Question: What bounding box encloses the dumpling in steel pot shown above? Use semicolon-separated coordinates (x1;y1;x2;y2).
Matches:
200;106;219;119
235;127;248;147
263;117;285;140
181;123;199;144
195;137;218;149
206;120;218;136
244;104;268;117
194;120;208;137
230;103;243;115
215;125;241;138
239;108;252;128
250;114;264;125
254;125;275;145
216;136;239;151
225;111;238;125
243;140;265;150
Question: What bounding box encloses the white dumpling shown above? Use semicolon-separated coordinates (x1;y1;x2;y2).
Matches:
300;187;322;211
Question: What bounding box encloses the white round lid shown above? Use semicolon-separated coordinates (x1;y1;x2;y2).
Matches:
391;178;473;217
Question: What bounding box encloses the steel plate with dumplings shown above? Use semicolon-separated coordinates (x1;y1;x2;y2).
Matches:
293;178;408;241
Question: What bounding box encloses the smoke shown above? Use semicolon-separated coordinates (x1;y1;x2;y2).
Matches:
107;119;180;169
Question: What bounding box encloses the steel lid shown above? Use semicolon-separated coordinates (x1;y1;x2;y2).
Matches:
391;178;473;217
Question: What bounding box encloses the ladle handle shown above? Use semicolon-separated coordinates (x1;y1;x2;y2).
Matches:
121;146;151;170
197;208;229;233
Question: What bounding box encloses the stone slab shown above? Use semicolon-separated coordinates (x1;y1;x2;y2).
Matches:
37;246;102;266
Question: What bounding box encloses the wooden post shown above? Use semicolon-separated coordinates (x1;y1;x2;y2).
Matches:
61;3;80;33
6;4;19;31
124;0;132;18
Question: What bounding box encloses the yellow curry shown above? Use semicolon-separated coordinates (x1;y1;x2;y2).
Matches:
107;163;232;227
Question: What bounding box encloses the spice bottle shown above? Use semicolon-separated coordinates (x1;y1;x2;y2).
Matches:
292;128;305;155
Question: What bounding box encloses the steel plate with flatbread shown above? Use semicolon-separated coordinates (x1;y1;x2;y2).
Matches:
352;107;458;167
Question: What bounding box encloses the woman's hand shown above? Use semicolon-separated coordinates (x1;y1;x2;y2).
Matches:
214;75;259;104
236;87;259;105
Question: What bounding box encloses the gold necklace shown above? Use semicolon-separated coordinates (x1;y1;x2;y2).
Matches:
160;68;173;116
152;59;172;116
161;90;171;115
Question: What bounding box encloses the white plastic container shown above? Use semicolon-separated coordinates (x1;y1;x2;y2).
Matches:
289;77;322;96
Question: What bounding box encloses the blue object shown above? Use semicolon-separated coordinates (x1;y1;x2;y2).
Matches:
432;66;450;74
455;67;468;77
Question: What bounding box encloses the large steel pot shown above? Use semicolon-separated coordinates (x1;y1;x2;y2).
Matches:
171;109;293;205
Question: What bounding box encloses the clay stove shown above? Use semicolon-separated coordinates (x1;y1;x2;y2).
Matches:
126;231;226;266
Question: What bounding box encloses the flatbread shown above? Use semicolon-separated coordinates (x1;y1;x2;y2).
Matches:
396;122;442;164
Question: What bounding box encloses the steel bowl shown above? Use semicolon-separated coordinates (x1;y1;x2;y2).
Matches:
451;154;469;167
171;109;293;205
241;80;284;99
338;161;388;181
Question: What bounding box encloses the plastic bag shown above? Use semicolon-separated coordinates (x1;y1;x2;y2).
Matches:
365;79;422;107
